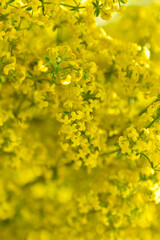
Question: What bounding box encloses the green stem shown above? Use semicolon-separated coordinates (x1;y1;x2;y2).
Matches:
125;181;143;200
138;98;158;116
100;148;120;156
147;115;160;128
140;114;160;136
60;3;85;9
8;3;18;8
40;0;45;15
141;152;154;168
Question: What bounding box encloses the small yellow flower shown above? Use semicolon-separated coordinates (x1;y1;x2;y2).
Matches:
38;60;48;72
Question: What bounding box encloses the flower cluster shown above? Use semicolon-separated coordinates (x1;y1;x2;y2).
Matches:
1;0;160;240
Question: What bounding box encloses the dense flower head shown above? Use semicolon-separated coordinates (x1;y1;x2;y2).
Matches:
1;0;160;240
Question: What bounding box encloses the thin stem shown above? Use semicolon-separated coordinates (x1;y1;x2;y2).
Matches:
141;152;154;168
140;114;160;136
8;4;18;8
125;181;143;200
40;0;45;15
60;3;85;9
100;148;120;156
107;98;160;142
17;17;23;30
138;98;158;116
147;115;160;128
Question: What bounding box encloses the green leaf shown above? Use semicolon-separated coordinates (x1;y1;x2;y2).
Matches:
92;1;97;7
0;77;2;83
131;208;139;217
94;8;100;17
8;0;15;3
116;149;121;156
120;0;126;3
26;7;32;11
54;68;59;75
44;56;49;62
64;111;70;115
27;70;33;76
114;143;119;147
157;108;160;114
